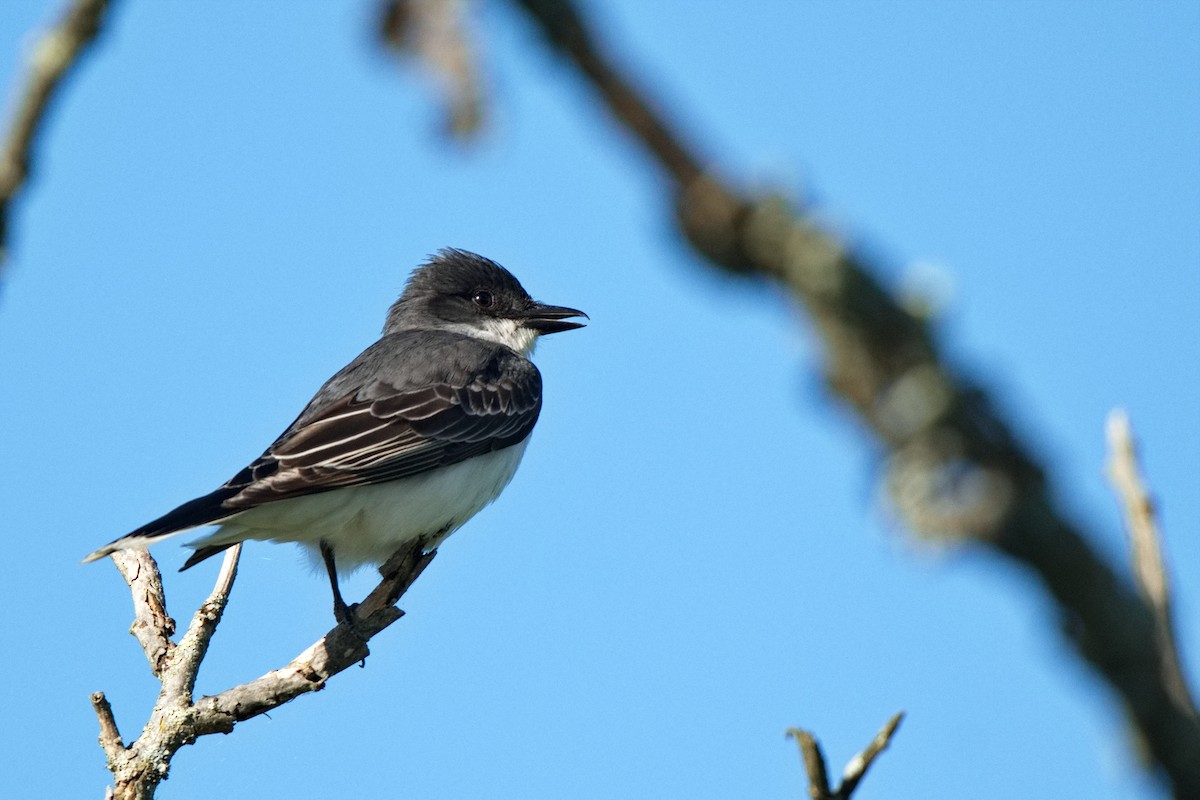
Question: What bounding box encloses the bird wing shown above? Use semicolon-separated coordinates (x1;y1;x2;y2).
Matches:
83;335;542;564
223;357;542;507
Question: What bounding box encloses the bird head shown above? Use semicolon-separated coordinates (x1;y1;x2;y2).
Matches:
384;249;587;354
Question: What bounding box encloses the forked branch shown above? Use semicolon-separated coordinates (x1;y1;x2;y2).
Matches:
91;541;434;799
787;712;904;800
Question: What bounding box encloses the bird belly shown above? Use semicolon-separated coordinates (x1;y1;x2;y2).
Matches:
191;440;529;571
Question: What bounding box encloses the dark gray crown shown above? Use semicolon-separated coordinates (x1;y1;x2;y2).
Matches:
383;249;532;334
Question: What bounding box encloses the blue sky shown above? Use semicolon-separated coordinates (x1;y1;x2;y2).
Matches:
1;2;1197;798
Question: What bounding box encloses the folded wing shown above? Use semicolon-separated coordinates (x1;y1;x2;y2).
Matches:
227;360;541;507
83;337;542;564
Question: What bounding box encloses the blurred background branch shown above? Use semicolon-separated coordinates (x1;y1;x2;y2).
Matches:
0;0;109;274
1106;410;1196;719
501;0;1200;794
787;712;904;800
381;0;486;140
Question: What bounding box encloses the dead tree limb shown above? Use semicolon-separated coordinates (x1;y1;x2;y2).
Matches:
92;542;435;799
506;0;1200;794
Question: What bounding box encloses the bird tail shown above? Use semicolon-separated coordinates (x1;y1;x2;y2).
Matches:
179;544;236;571
81;486;242;565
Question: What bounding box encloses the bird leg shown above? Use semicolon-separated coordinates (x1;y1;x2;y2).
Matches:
319;540;358;628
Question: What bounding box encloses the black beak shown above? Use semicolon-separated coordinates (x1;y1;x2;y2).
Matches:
521;302;588;334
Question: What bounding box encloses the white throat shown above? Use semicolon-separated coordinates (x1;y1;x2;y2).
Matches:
443;318;538;356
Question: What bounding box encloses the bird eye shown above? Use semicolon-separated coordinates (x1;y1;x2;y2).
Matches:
472;290;494;308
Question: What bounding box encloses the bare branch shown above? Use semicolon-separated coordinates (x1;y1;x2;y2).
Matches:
95;541;435;798
786;728;832;800
504;0;704;190
161;544;242;702
507;0;1200;794
1106;410;1170;617
90;691;124;764
102;548;243;799
1106;410;1196;717
193;543;434;733
381;0;486;139
838;712;904;797
110;549;175;677
0;0;111;269
787;713;903;799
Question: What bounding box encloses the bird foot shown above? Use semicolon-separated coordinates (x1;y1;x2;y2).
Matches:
333;598;368;642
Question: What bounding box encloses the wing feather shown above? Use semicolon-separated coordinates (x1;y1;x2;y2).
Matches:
222;344;542;508
86;330;548;566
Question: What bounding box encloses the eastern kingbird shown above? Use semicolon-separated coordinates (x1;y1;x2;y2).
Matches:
84;249;586;624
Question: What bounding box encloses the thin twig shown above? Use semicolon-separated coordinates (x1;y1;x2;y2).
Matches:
838;712;904;797
786;728;832;800
0;0;111;269
507;1;1200;794
90;691;124;763
787;713;904;799
162;543;242;702
1106;409;1196;717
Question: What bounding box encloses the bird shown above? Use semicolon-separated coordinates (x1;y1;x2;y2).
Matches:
84;249;586;625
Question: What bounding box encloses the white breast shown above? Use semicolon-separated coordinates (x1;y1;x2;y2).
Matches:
191;440;529;572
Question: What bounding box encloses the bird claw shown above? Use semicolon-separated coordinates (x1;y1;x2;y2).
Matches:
333;599;367;642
